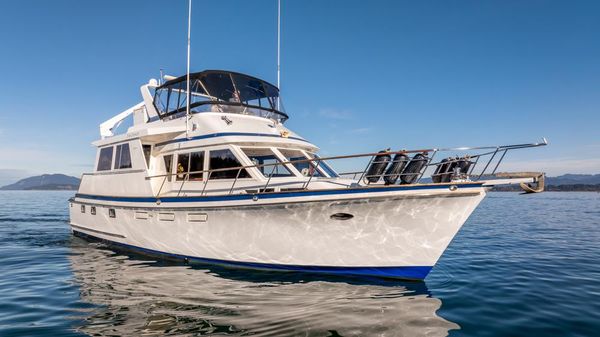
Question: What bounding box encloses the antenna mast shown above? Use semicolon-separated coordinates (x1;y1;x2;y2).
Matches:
186;0;192;138
277;0;281;109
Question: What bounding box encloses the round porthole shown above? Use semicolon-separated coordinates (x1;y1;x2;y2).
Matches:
449;185;458;191
330;213;354;220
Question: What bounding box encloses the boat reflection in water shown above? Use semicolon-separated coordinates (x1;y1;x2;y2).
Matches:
69;237;458;336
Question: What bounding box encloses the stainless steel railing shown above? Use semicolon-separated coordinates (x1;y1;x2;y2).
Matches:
144;138;548;198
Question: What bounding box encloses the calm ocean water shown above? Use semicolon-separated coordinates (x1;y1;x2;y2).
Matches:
0;191;598;337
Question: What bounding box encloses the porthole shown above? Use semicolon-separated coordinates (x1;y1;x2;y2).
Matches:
330;213;354;221
109;208;116;218
90;206;96;215
80;205;85;213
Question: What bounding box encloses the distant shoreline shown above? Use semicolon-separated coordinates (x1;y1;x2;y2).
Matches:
493;184;600;192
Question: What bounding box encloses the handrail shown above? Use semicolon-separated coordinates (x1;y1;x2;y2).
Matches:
144;139;547;181
146;139;547;197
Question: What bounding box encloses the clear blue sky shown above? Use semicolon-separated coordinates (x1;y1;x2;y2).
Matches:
0;0;599;185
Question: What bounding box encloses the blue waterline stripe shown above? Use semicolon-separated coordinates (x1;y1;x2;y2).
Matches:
75;182;483;203
156;132;310;147
72;230;432;280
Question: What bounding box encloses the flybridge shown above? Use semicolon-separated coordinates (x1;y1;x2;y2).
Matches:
98;70;287;139
153;70;288;122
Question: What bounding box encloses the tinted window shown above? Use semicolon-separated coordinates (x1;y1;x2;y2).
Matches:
176;153;190;181
163;155;173;182
189;151;204;180
97;147;113;171
209;149;249;180
175;151;205;181
143;145;152;168
242;148;293;177
114;143;132;169
279;149;323;177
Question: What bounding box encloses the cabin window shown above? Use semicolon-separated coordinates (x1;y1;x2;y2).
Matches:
176;151;205;181
176;153;190;181
208;149;249;180
109;208;116;218
114;143;132;169
90;206;96;215
97;147;113;171
242;148;293;177
310;154;338;178
142;145;152;168
279;149;324;177
80;205;85;213
164;155;173;182
189;151;205;180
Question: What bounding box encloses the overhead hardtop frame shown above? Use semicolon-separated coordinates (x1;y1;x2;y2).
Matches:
154;70;289;122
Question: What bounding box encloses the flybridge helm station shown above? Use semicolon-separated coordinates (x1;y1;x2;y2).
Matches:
154;70;288;122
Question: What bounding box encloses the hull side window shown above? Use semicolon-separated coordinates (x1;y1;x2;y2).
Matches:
143;145;152;168
176;153;190;181
209;149;249;180
175;151;205;181
97;147;113;171
163;155;173;182
189;151;205;181
114;143;132;170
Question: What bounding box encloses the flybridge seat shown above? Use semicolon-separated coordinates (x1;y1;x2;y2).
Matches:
153;70;289;123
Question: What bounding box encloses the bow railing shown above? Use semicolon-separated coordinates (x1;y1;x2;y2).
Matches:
144;138;548;197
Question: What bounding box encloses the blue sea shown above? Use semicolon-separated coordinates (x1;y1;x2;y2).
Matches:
0;191;599;336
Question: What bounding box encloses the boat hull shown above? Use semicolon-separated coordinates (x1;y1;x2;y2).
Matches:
69;184;486;280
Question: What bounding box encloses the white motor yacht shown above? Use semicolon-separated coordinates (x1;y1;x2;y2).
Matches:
69;70;546;280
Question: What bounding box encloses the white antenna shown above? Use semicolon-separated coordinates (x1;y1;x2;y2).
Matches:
185;0;192;139
277;0;281;109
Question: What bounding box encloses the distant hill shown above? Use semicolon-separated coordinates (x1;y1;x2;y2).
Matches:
493;174;600;192
0;174;80;190
545;174;600;185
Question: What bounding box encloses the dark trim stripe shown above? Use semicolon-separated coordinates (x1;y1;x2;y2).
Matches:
71;224;126;238
70;191;481;211
75;182;484;204
72;230;432;280
155;132;310;147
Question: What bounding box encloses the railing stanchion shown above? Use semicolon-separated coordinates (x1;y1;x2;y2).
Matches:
263;165;276;192
303;159;321;189
156;175;168;198
201;171;211;196
177;173;189;197
478;148;499;180
491;149;508;175
357;156;375;185
229;168;242;195
416;150;436;184
469;156;480;176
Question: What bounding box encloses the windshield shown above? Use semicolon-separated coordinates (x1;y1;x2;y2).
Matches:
242;148;293;178
278;149;324;178
153;71;288;122
309;154;338;178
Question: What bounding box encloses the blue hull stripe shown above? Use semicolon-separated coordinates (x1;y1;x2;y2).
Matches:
73;230;432;280
156;132;310;147
75;182;483;204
